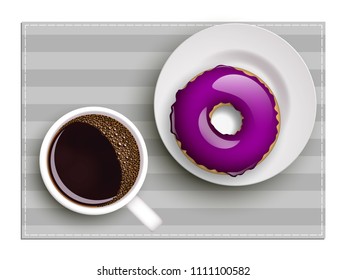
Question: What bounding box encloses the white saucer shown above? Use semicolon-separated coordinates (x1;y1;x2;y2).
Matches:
154;23;317;186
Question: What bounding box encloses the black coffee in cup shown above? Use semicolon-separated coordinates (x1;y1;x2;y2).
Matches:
48;114;140;207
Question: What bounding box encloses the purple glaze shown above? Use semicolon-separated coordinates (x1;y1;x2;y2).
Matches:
170;65;279;176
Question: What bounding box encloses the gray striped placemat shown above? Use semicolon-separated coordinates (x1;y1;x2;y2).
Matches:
21;22;325;239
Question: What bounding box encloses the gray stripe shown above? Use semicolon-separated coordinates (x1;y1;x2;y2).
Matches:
24;52;170;70
22;35;190;52
22;155;324;175
23;173;324;192
23;225;324;236
311;69;325;87
21;104;324;121
23;104;155;121
22;22;324;36
278;35;324;52
318;104;325;121
139;191;323;209
22;121;160;140
22;35;324;53
22;70;160;87
281;156;323;174
143;173;325;191
256;23;324;35
22;87;155;104
299;139;323;156
24;51;322;71
24;190;322;209
22;138;322;157
311;121;324;139
316;87;325;104
23;208;322;225
299;52;324;70
22;86;325;105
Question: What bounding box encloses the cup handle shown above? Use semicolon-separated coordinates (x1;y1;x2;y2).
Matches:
126;196;162;231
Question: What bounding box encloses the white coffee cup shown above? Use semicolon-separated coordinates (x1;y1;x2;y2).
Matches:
39;107;162;231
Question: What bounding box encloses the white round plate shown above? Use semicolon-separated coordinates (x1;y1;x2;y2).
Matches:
154;23;316;186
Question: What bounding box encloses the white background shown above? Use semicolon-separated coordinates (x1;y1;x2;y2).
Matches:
0;0;346;279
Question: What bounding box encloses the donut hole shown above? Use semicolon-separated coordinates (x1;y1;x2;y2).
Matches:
210;103;243;135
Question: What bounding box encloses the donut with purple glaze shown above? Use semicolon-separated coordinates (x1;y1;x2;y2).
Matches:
170;65;280;177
